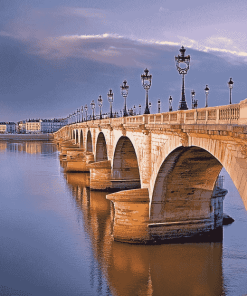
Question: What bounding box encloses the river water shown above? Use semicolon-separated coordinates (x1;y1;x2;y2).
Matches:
0;141;246;296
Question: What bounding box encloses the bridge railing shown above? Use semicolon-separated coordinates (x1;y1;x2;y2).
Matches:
55;99;247;135
146;101;246;125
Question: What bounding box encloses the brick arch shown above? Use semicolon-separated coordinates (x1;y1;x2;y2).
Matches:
95;132;108;162
86;130;93;152
112;136;141;189
150;146;222;222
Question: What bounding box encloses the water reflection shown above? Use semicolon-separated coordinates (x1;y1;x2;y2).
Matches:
64;172;224;296
0;141;57;155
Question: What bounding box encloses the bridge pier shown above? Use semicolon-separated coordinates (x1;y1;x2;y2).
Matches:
66;148;85;160
107;185;227;244
106;188;150;243
89;160;112;190
65;152;94;172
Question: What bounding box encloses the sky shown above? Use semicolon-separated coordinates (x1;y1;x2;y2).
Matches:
1;0;247;121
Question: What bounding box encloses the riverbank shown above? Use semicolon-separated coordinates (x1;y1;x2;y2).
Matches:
0;134;54;141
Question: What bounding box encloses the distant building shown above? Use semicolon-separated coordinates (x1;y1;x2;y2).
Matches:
0;122;16;133
17;121;26;133
9;118;68;134
41;118;68;133
16;118;68;134
7;122;16;133
26;119;42;133
0;122;7;133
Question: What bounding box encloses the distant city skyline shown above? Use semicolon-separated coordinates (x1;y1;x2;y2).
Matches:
1;0;247;121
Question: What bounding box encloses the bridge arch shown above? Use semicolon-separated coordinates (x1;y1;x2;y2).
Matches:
150;146;223;222
80;130;83;148
96;132;108;161
87;130;93;152
112;136;141;187
75;129;79;144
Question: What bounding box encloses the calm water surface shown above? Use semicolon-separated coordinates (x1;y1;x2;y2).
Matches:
0;141;247;296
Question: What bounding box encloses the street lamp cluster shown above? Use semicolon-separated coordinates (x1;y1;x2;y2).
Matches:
66;46;235;124
198;78;233;110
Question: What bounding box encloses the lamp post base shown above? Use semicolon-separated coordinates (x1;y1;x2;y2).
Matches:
178;100;188;110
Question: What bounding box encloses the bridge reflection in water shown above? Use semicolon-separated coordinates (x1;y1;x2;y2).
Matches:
64;171;224;296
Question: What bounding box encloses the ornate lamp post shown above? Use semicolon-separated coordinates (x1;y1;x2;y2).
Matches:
81;106;83;122
98;95;103;119
175;46;190;110
169;96;173;112
191;90;198;109
204;85;209;107
141;68;152;114
191;90;195;109
120;80;129;117
133;105;136;115
228;78;234;104
107;89;114;118
84;104;88;121
139;104;141;115
77;109;80;123
158;99;161;113
91;100;95;120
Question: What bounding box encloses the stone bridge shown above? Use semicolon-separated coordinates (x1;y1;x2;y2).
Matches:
54;100;247;243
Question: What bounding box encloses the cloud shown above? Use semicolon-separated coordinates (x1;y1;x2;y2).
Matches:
159;7;169;13
58;7;106;19
18;31;247;69
26;33;163;68
0;31;14;38
1;3;247;67
2;3;247;67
